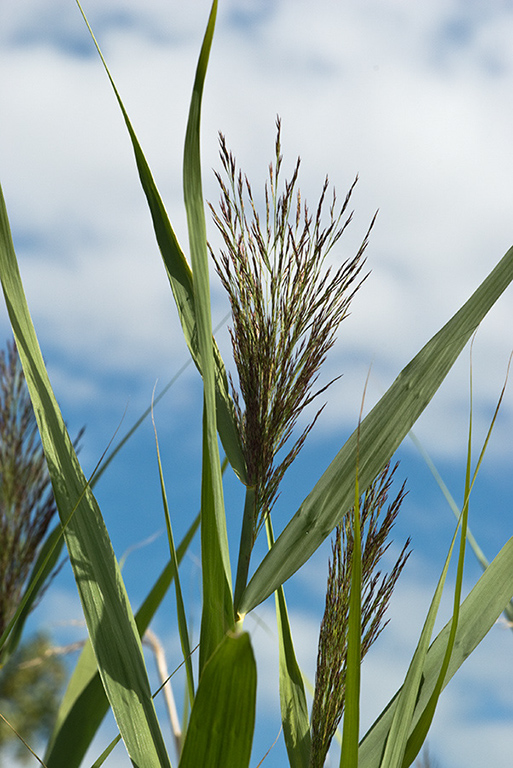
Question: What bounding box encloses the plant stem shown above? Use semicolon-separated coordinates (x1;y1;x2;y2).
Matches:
234;486;257;618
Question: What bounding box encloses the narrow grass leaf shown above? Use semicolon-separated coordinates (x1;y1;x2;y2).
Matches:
0;185;171;767
266;518;311;768
239;245;513;615
409;430;490;571
152;400;195;703
44;513;200;768
378;519;459;768
178;631;257;768
340;476;362;768
358;532;513;768
74;0;246;485
3;351;197;660
399;364;478;767
182;0;234;671
389;501;468;768
0;712;48;767
410;349;513;628
90;736;122;768
91;313;229;488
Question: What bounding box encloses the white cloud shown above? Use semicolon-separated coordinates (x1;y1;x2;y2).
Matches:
2;0;513;462
2;6;513;763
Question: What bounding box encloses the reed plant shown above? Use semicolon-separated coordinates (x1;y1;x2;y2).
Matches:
0;339;59;643
1;2;513;767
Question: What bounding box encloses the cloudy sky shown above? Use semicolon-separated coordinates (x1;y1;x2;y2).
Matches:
1;1;513;766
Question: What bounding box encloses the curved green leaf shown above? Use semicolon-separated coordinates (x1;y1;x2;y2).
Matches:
267;519;311;768
0;182;170;768
74;0;246;486
378;518;459;768
44;513;200;768
153;411;195;704
182;0;234;672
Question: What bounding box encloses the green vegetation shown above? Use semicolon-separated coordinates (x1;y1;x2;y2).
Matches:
1;2;513;766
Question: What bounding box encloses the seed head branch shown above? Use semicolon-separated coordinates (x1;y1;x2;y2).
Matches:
209;118;375;544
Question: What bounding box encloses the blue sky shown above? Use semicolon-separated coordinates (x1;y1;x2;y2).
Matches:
1;0;513;766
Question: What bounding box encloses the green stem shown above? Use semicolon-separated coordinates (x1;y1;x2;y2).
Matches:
234;486;257;618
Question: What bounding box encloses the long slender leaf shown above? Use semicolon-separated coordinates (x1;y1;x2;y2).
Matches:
410;424;513;626
91;312;230;488
74;0;246;486
266;518;311;768
400;359;496;767
0;190;171;766
340;473;362;768
44;513;200;768
358;532;513;768
1;423;113;660
90;735;121;768
239;245;513;615
409;354;513;627
152;402;195;705
378;517;459;768
409;430;490;570
380;374;475;768
182;0;234;672
178;631;257;768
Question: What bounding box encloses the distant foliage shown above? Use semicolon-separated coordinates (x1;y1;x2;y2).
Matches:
0;632;67;764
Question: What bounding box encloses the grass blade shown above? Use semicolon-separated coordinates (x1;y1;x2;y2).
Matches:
398;356;484;767
152;398;195;705
0;523;64;661
266;518;311;768
178;631;257;768
339;472;362;768
74;0;246;486
44;513;200;768
409;352;513;627
0;184;172;767
379;364;476;768
378;517;459;768
2;346;203;662
409;430;490;570
182;0;234;671
91;312;229;488
0;185;171;765
239;245;513;615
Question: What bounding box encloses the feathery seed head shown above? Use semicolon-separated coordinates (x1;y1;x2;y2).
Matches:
209;118;375;543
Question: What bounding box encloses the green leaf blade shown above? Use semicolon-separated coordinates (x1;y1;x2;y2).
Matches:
74;0;246;486
340;491;362;768
0;183;171;767
182;0;234;671
267;519;311;768
378;522;458;768
44;513;200;768
178;631;257;768
153;410;195;704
